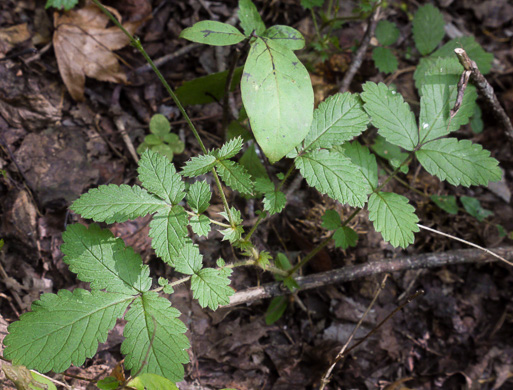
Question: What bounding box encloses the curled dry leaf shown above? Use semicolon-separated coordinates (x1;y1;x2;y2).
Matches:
53;4;141;101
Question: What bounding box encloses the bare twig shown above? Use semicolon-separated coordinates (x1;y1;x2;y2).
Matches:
135;43;202;74
338;4;381;92
319;274;389;390
223;246;513;307
454;48;513;143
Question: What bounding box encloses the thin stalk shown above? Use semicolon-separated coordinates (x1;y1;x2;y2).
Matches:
90;0;234;225
310;8;323;42
184;209;231;228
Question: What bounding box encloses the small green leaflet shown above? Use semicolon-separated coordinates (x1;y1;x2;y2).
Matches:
265;296;288;325
190;215;211;236
339;141;379;190
460;196;493;221
419;58;477;144
301;0;324;9
138;149;185;205
4;289;133;373
241;37;314;163
175;243;234;310
187;181;211;214
62;224;152;295
262;25;305;51
416;138;501;187
295;149;371;208
217;136;244;160
431;195;458;215
368;192;419;248
372;47;398;74
45;0;77;11
302;92;369;152
149;206;188;266
322;209;341;230
182;154;217;177
220;207;243;225
215;159;254;195
191;268;234;310
220;225;244;243
127;373;179;390
122;292;190;382
412;4;445;55
149;114;171;137
180;21;246;46
71;185;166;223
263;190;286;215
375;20;399;46
175;67;243;106
238;0;266;36
370;135;408;174
333;226;358;249
361;82;418;151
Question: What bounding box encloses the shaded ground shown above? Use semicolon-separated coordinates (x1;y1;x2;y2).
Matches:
1;0;513;389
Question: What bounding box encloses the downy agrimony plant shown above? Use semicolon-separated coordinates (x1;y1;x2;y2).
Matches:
3;0;500;386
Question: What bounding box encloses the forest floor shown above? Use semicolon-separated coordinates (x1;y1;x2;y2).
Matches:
1;0;513;389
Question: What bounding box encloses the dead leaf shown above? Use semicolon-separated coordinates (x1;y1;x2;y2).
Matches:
53;4;141;101
0;23;31;57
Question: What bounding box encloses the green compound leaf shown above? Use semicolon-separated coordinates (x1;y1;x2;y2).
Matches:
4;289;133;373
220;225;244;243
176;67;243;106
187;181;212;214
189;214;211;237
375;20;399;46
361;82;418;151
419;58;477;144
339;141;379;190
412;4;445;55
241;37;314;163
370;135;409;174
61;224;151;295
45;0;78;11
295;149;371;208
149;114;171;137
416;138;501;187
191;268;234;310
220;207;243;225
182;154;217;177
149;206;188;266
333;226;358;249
215;159;254;195
431;195;458;215
217;136;244;160
138;149;185;205
460;196;493;222
322;209;341;230
263;190;286;215
238;0;266;36
122;292;190;382
368;192;419;248
302;92;368;152
262;25;305;51
127;374;179;390
414;36;493;91
180;21;245;46
71;184;167;224
175;242;203;275
372;47;398;74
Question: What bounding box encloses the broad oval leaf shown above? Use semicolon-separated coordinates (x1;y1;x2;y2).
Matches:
180;21;245;46
262;25;305;51
368;192;419;248
416;138;501;187
241;37;314;163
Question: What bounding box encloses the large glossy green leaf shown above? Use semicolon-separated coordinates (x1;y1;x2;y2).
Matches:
180;21;245;46
241;37;314;163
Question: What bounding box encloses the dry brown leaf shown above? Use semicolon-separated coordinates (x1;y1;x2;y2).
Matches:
0;23;31;57
53;4;140;101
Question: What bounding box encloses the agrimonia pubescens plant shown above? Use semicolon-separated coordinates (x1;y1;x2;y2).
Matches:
3;0;501;385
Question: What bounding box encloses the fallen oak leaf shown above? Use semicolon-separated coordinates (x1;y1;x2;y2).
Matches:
53;3;141;101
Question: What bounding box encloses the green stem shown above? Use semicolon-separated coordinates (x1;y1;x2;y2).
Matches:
184;209;231;228
311;8;323;42
90;0;234;226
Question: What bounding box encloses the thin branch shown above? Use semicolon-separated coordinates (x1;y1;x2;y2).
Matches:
135;43;201;74
338;4;381;92
454;48;513;144
223;246;513;307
